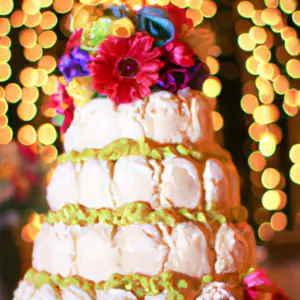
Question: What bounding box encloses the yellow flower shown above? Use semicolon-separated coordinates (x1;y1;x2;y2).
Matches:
66;76;94;106
111;18;135;38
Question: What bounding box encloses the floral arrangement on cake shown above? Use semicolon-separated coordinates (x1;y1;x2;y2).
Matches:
50;3;214;133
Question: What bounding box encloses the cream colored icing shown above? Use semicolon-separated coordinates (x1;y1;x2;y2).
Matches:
197;282;235;300
96;289;137;299
62;286;91;299
160;222;214;278
32;223;76;278
64;88;215;153
145;292;168;299
13;280;36;300
214;223;250;276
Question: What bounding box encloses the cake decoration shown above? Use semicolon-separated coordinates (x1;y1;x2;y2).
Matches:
50;3;211;132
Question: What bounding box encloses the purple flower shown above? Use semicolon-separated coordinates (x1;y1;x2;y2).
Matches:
157;63;203;93
59;47;91;83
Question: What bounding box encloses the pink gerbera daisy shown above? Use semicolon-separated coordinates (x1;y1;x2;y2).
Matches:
89;32;164;105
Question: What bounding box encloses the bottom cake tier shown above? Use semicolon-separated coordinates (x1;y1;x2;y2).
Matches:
14;268;245;300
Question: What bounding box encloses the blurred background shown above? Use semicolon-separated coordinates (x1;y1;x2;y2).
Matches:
0;0;299;299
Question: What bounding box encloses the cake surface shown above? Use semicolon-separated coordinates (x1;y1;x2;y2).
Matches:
14;2;259;299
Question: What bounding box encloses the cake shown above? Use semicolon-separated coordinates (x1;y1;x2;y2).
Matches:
14;2;259;299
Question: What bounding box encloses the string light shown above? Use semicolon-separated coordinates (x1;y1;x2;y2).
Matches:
237;0;300;240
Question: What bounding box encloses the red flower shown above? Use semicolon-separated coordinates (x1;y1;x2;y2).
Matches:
89;32;163;105
49;82;75;133
163;37;195;67
65;29;83;55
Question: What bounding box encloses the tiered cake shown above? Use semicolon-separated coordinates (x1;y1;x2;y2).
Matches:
14;2;258;300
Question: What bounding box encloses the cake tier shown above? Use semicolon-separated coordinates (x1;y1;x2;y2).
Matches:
47;150;240;218
31;217;256;284
14;268;245;300
63;88;215;153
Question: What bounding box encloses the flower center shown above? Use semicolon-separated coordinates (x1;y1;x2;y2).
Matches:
117;58;139;78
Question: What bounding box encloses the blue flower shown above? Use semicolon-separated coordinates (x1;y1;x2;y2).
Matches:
136;6;175;47
59;47;91;84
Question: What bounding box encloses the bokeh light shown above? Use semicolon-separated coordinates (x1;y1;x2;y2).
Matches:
24;44;43;62
241;94;259;114
258;222;274;241
202;76;222;98
212;111;224;132
0;18;11;36
248;151;267;172
17;124;37;146
262;190;281;210
53;0;74;14
22;87;40;103
290;164;300;185
19;67;39;87
19;28;37;48
40;11;58;29
37;55;56;73
0;0;14;16
24;12;42;28
290;144;300;164
17;102;38;121
262;168;281;189
0;125;13;144
4;83;22;103
0;63;11;81
38;30;57;49
0;99;8;115
37;123;57;145
271;212;287;231
10;10;27;28
22;0;41;16
259;133;276;157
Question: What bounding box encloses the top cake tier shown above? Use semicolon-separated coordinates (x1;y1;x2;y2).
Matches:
64;88;215;153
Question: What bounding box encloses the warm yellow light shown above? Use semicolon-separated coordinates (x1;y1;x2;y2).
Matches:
17;102;37;121
22;0;41;16
286;58;300;79
292;11;300;26
252;10;265;26
0;0;14;16
0;63;11;81
262;168;281;189
24;12;42;28
0;36;11;48
237;1;255;18
285;37;300;56
258;222;274;241
24;44;43;62
186;8;203;25
241;94;259;114
17;125;37;146
42;75;58;95
22;87;39;103
283;102;298;117
0;18;11;36
253;104;279;125
265;0;278;8
0;115;8;129
271;212;287;231
200;0;217;18
257;62;274;79
53;0;74;14
41;0;54;8
202;76;222;98
4;83;22;103
284;89;299;107
37;123;57;145
290;144;300;164
206;56;219;75
245;56;259;75
262;190;281;210
19;28;37;48
19;67;39;87
273;75;289;94
38;30;57;49
41;144;58;164
36;68;48;87
261;7;281;25
249;26;267;44
10;10;27;28
40;11;58;29
38;55;57;73
0;99;8;115
0;46;11;63
253;45;271;63
212;111;223;132
290;164;300;185
0;126;13;144
249;122;267;142
238;33;256;51
248;151;266;172
280;0;297;14
259;133;276;157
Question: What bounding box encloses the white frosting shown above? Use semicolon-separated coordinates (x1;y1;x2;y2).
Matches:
203;158;231;217
32;223;76;277
64;89;214;153
47;161;78;210
160;222;214;278
96;289;137;299
214;223;250;276
75;224;119;282
160;157;202;209
77;159;114;209
47;156;206;211
62;286;91;299
14;280;35;300
31;284;58;300
112;156;157;207
115;224;168;275
197;282;235;300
